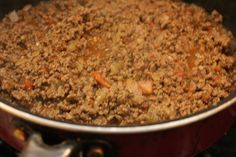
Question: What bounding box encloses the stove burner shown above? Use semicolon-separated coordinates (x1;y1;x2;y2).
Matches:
0;124;236;157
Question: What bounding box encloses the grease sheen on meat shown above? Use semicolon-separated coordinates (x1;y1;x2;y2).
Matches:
0;0;235;126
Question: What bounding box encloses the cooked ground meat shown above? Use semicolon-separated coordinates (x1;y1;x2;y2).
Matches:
0;0;235;126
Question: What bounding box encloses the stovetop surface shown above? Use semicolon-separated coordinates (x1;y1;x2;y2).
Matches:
1;124;236;157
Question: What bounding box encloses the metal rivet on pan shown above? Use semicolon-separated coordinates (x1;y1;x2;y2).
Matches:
13;128;26;142
87;146;104;157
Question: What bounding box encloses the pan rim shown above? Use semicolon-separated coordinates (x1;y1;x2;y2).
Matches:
0;92;236;134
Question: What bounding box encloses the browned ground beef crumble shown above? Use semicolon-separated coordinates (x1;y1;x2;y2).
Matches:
0;0;236;126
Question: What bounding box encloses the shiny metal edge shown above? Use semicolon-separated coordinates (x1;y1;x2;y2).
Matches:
0;97;236;134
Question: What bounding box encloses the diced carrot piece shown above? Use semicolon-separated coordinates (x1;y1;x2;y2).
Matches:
188;81;197;93
149;22;155;29
214;65;221;72
24;79;34;90
202;93;211;103
138;80;153;95
174;70;186;78
92;71;111;88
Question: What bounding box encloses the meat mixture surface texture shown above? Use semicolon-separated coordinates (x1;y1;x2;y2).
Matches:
0;0;236;126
